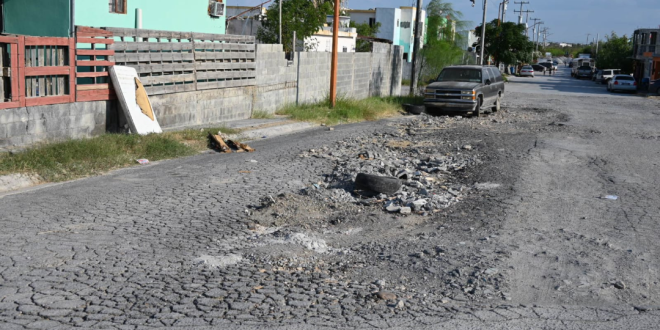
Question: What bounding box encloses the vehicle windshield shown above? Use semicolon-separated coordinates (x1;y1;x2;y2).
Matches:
540;63;552;68
437;69;482;83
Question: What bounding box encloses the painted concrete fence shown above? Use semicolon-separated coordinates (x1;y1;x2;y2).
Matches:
0;38;403;149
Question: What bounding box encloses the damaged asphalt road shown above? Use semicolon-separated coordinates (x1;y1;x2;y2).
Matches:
2;70;660;329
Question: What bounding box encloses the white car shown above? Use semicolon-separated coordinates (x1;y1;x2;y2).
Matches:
607;75;637;93
520;66;534;77
597;69;622;84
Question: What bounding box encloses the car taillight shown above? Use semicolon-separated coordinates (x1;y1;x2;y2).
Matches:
634;81;637;86
614;81;619;85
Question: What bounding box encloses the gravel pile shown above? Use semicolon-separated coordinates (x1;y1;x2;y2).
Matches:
299;114;481;215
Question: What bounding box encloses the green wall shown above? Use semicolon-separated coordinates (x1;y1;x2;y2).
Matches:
75;0;226;35
3;0;71;37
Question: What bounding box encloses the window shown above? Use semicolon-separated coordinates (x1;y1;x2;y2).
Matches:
109;0;127;14
369;18;376;28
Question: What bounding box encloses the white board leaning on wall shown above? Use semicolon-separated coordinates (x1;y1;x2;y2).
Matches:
109;66;163;135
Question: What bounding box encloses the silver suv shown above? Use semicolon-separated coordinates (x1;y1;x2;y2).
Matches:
596;69;621;84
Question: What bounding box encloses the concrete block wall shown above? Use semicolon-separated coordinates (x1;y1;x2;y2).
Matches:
1;44;403;150
253;44;297;114
0;101;114;149
151;87;253;130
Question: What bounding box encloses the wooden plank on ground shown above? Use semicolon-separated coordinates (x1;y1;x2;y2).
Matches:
209;134;232;153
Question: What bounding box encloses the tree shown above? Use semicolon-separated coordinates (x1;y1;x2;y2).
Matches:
415;1;468;84
425;0;469;41
257;0;333;53
474;19;533;66
350;21;381;52
596;32;633;73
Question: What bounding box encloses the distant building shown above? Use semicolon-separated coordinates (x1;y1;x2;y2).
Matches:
347;7;427;62
305;16;357;53
559;42;573;47
632;29;660;83
2;0;227;37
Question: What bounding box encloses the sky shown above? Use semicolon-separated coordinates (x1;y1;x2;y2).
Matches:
234;0;660;44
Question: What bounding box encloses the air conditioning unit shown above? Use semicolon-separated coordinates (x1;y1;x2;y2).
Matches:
210;2;225;17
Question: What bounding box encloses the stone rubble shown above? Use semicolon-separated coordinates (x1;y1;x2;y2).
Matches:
299;114;481;215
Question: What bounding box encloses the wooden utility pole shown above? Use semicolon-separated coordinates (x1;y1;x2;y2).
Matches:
409;0;423;96
329;0;340;107
479;0;488;65
279;0;282;44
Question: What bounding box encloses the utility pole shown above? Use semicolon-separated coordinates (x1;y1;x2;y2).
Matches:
586;33;591;45
529;17;541;40
278;0;282;44
501;0;510;22
515;9;534;36
595;33;600;57
479;0;488;65
329;0;339;107
535;23;543;52
514;1;529;24
410;0;423;95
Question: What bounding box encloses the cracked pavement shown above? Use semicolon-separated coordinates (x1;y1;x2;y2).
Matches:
2;67;660;329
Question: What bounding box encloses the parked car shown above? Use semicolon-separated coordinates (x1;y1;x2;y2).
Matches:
592;70;602;82
531;64;546;74
576;65;594;79
520;65;535;77
424;65;505;117
607;75;637;93
596;69;622;84
552;61;559;70
649;78;660;95
539;62;553;72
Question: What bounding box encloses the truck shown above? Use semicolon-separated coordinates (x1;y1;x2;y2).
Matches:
571;58;596;77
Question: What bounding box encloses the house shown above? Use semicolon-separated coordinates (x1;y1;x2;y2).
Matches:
632;29;660;84
559;42;573;48
1;0;227;37
226;5;266;36
347;7;427;62
305;16;357;53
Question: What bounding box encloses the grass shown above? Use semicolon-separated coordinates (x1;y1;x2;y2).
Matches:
401;79;411;86
0;125;241;183
276;96;423;126
251;110;275;119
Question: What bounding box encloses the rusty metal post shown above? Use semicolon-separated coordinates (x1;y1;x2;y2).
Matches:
329;0;340;107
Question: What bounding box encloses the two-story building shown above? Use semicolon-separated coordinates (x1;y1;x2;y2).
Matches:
632;29;660;84
347;7;427;62
1;0;227;37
